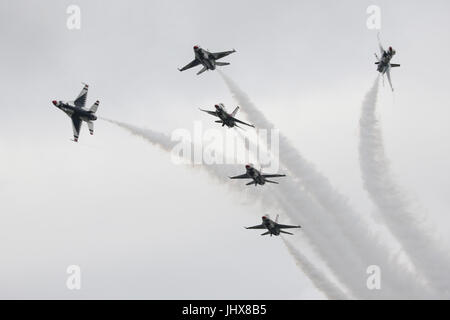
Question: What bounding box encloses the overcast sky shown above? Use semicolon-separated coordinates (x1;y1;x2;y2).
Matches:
1;0;449;299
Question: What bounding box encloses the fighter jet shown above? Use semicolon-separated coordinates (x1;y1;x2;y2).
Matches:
246;215;301;236
229;164;286;186
199;103;254;129
178;45;236;75
52;83;99;142
374;36;400;91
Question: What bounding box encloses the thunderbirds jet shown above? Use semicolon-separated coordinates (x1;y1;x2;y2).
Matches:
374;36;400;91
199;103;254;129
52;83;99;142
178;45;236;75
229;164;286;186
246;215;301;236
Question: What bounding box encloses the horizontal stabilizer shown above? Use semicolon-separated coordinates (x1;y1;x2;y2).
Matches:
216;62;230;66
87;121;94;135
261;231;271;236
246;181;256;186
390;63;400;67
197;66;207;75
234;124;246;131
265;179;279;184
89;100;100;113
279;230;294;235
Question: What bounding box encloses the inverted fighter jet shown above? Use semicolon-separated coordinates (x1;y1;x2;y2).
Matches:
246;215;301;236
178;45;236;75
199;103;254;129
229;164;286;186
52;83;100;142
374;35;400;91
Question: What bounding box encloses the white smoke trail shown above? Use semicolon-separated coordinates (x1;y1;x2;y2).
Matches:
103;118;349;299
282;236;347;300
101;118;176;151
218;71;434;298
359;77;450;297
235;130;376;298
105;118;395;299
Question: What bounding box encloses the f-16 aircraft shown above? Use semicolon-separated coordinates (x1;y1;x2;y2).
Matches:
246;215;301;236
178;45;236;75
52;83;99;142
375;36;400;91
229;164;286;186
199;103;255;129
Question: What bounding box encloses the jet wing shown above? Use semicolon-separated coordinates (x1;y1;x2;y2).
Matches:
232;117;255;128
246;224;266;229
212;49;236;60
74;83;89;108
386;67;394;91
199;108;219;117
377;33;384;55
71;115;82;141
276;224;301;229
229;173;250;179
178;59;201;72
262;174;286;178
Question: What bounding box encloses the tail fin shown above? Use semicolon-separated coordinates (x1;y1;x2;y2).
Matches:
89;100;100;113
275;214;279;223
216;62;230;66
87;121;94;135
231;106;239;117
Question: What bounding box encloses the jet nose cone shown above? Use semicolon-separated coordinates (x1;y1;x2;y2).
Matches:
52;100;57;106
193;45;199;50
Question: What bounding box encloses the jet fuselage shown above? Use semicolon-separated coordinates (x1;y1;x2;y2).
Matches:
246;165;265;185
261;216;280;235
215;106;235;127
53;101;97;122
376;47;395;74
194;47;216;71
